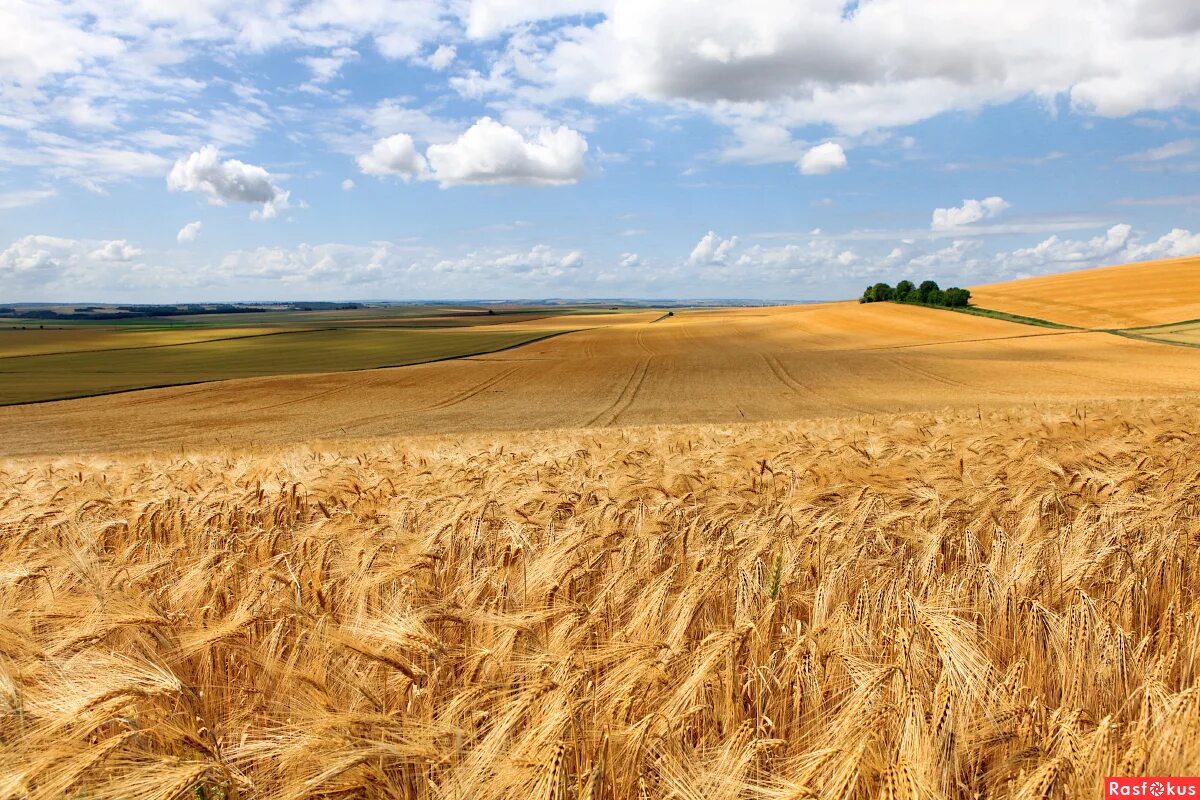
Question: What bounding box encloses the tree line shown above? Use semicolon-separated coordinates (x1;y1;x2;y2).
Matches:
860;280;970;308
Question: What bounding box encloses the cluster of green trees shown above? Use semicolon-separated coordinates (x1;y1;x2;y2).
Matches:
860;279;971;308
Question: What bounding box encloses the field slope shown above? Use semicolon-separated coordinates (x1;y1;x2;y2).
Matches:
970;254;1200;328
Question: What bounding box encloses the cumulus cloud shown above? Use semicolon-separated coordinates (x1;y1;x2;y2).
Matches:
433;244;584;278
177;221;202;243
90;239;142;261
618;252;640;268
356;133;429;180
358;118;588;187
451;1;1200;144
798;142;847;175
931;197;1010;230
423;44;457;70
341;178;355;190
0;234;153;298
426;118;588;187
0;235;81;290
216;241;587;289
167;146;290;219
688;231;739;266
883;222;1200;284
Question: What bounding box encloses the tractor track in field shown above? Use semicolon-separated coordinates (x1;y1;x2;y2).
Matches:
244;379;364;413
422;366;521;411
870;352;1023;399
635;326;657;356
314;367;522;437
759;352;869;415
586;356;651;427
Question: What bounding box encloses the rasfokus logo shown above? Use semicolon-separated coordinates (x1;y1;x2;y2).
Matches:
1107;778;1200;798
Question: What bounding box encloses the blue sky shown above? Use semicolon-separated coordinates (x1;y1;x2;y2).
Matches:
3;0;1200;302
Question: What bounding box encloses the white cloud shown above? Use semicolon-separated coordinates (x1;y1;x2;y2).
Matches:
465;244;584;277
797;142;847;175
883;222;1200;283
301;47;358;84
167;146;290;219
425;118;588;187
618;252;640;267
358;118;589;187
931;197;1010;230
356;133;429;180
0;234;158;299
688;231;739;266
14;132;171;183
1129;227;1200;259
89;239;142;262
0;235;81;290
423;44;457;71
1119;139;1195;162
0;188;56;209
472;1;1200;139
177;221;202;243
216;241;587;289
341;178;355;191
465;0;603;39
0;0;123;91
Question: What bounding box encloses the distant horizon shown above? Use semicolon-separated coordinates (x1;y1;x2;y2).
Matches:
0;297;809;308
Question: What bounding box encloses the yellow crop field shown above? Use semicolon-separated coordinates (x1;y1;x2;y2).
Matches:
5;300;1200;457
970;255;1200;328
5;261;1200;798
3;398;1198;799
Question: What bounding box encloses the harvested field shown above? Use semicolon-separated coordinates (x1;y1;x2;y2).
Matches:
3;398;1198;799
970;255;1200;328
4;301;1200;456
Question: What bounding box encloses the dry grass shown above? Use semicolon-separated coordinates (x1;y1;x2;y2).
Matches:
2;398;1199;798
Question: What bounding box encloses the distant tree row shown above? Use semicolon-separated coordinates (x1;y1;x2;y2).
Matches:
860;279;971;308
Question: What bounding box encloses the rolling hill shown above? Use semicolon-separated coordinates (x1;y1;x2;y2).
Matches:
969;254;1200;328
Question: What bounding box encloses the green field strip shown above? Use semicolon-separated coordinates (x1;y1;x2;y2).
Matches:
914;302;1200;350
931;304;1085;329
0;328;317;360
0;327;576;406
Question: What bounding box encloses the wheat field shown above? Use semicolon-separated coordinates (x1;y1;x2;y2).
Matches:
969;254;1200;329
4;397;1198;799
9;301;1200;456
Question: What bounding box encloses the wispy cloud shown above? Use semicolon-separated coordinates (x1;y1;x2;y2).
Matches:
0;188;56;210
1119;139;1195;162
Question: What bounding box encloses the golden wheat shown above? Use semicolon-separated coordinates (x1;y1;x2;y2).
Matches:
2;398;1199;798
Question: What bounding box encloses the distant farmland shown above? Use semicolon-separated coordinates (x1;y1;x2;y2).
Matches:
0;305;638;405
6;297;1200;456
